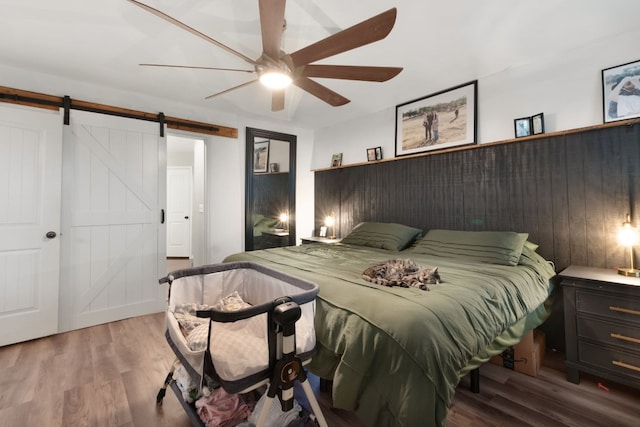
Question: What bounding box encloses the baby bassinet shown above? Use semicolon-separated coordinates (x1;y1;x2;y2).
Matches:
158;261;325;427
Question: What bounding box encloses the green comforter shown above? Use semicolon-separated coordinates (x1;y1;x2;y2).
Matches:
224;243;555;427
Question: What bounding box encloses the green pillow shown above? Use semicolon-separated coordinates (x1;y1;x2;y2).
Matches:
411;229;528;266
252;213;265;226
341;222;422;251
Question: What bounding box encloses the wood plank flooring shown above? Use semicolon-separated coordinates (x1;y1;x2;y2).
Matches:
1;312;638;426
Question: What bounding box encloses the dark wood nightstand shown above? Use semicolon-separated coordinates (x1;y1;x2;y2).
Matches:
300;236;341;244
559;265;640;390
261;230;289;248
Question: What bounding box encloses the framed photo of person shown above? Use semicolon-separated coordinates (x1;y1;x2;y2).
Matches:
602;59;640;123
395;80;477;157
331;153;343;167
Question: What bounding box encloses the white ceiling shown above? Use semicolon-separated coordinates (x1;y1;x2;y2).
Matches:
2;0;639;131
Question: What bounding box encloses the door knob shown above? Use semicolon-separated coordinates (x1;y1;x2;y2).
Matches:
46;231;57;239
184;216;189;219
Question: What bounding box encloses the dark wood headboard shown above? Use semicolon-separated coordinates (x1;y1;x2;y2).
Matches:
315;123;639;272
314;123;640;350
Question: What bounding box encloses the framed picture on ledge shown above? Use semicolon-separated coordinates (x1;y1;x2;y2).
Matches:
514;117;531;138
367;146;382;162
367;148;376;162
331;153;343;167
602;59;640;123
395;80;477;157
531;113;544;135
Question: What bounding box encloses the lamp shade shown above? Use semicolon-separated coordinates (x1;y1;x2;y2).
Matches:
618;215;639;247
324;215;335;227
617;213;640;277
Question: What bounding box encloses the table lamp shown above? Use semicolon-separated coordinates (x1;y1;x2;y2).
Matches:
279;212;289;232
617;213;640;277
325;213;336;239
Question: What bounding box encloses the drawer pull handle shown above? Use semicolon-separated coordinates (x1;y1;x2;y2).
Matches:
609;306;640;317
610;333;640;345
612;360;640;373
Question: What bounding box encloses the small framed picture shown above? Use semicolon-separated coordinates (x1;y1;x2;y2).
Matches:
319;226;327;237
269;163;279;173
514;117;531;138
253;140;269;172
375;146;382;160
531;113;544;135
331;153;343;167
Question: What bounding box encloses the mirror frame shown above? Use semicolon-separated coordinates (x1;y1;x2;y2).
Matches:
245;127;296;251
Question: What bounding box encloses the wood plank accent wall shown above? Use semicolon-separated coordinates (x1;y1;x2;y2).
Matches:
315;123;640;273
315;123;640;351
253;172;290;219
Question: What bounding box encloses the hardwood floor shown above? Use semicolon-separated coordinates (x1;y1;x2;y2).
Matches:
167;257;192;273
449;353;640;427
1;311;638;427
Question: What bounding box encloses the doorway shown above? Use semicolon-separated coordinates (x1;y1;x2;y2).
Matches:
167;166;192;257
167;134;206;268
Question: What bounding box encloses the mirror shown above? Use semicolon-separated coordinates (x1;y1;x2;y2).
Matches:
245;127;296;251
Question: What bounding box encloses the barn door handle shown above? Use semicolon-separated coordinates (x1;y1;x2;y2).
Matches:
45;231;57;239
184;216;189;220
161;209;165;224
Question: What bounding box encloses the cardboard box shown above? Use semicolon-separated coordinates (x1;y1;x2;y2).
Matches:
489;330;545;377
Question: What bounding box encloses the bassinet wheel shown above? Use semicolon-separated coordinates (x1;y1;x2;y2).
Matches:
156;368;176;406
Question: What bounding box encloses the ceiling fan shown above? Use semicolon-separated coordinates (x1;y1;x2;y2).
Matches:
127;0;403;111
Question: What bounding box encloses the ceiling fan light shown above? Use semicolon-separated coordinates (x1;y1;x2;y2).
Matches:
259;71;292;89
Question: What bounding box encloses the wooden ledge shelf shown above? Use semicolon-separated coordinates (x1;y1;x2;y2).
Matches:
313;118;640;172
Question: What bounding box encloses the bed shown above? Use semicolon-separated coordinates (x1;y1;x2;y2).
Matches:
224;223;556;427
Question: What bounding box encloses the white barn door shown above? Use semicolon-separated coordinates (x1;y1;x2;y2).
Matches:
167;166;192;258
59;110;166;331
0;105;62;346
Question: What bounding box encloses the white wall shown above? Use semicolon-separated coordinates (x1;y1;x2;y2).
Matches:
205;122;315;263
311;30;640;169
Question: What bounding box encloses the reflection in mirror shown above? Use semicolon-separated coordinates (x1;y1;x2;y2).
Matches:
245;128;296;251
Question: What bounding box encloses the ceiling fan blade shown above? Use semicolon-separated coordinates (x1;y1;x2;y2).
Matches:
271;89;285;111
140;63;254;73
127;0;256;66
289;8;397;67
301;64;402;82
259;0;286;61
293;77;350;106
204;79;258;100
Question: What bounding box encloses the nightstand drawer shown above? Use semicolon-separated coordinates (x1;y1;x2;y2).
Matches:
577;317;640;353
576;290;640;324
579;341;640;381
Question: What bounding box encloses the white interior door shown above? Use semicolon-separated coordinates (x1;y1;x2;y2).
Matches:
0;104;62;346
167;166;192;257
59;110;166;332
